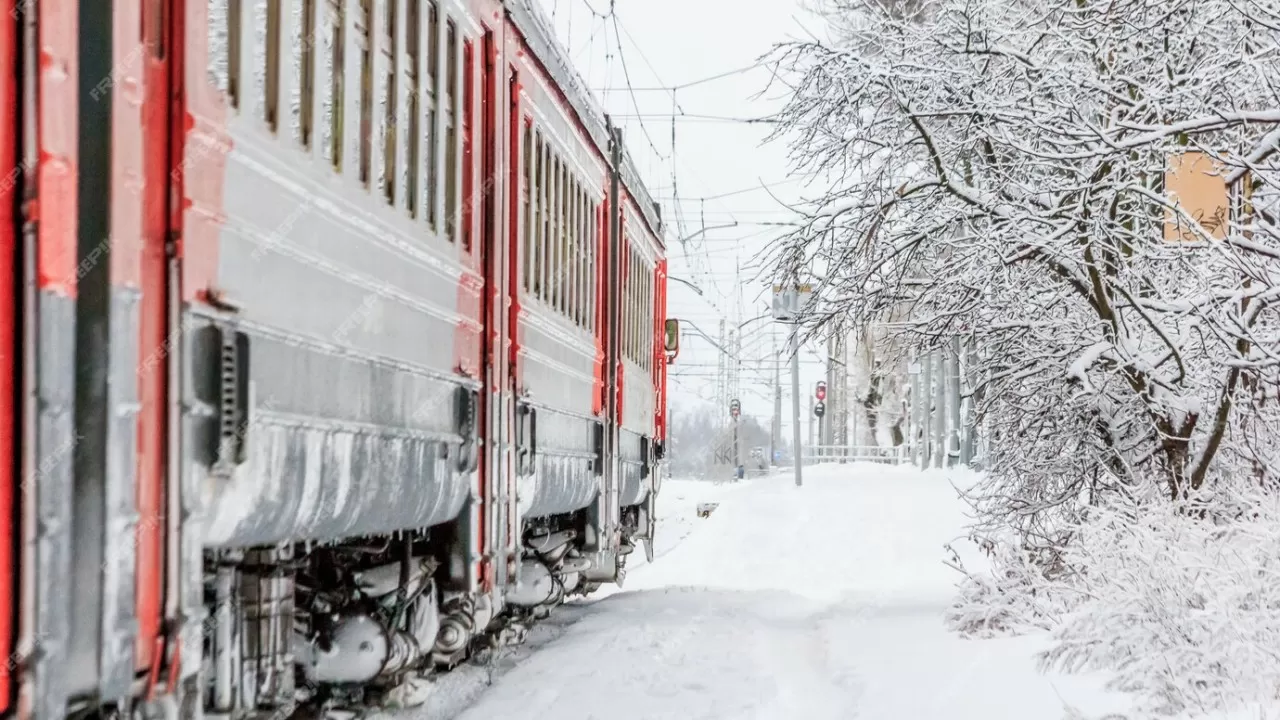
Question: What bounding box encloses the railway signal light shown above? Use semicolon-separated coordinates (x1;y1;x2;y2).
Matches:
815;381;827;402
729;399;740;419
814;401;826;418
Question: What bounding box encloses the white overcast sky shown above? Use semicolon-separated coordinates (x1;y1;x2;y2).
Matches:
533;0;836;440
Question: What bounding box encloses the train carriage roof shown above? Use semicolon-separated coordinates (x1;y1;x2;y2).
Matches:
506;0;664;245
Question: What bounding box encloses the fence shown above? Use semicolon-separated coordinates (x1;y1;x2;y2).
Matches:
798;445;908;466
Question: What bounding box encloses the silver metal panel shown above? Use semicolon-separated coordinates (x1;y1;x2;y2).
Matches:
100;288;141;697
185;96;476;549
621;357;655;436
218;136;463;372
617;429;646;508
518;306;595;415
28;292;75;720
518;408;597;518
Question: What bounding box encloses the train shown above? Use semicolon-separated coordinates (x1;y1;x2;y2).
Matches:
1;0;680;717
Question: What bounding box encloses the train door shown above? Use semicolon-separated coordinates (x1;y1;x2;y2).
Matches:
61;0;175;709
458;22;500;595
475;23;512;594
586;126;623;574
504;49;522;590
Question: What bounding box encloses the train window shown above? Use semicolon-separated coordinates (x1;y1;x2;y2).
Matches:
642;260;649;367
423;2;438;228
649;267;655;371
546;140;555;301
357;0;372;188
405;0;419;216
558;161;568;316
561;165;571;317
644;266;652;371
531;132;543;297
577;186;587;327
540;141;551;301
462;39;474;253
544;153;555;307
381;0;397;205
649;264;655;370
584;195;592;329
264;0;281;131
568;178;578;325
623;244;631;362
324;0;343;170
535;135;545;298
445;19;457;242
634;251;643;364
636;255;643;363
562;166;571;318
587;201;596;333
572;183;582;327
545;154;555;308
298;0;316;147
522;125;533;291
210;0;232;101
625;246;633;362
580;186;589;327
629;252;636;366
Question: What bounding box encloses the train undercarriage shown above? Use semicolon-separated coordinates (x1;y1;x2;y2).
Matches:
198;505;650;720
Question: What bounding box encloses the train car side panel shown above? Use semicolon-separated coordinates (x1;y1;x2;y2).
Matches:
508;25;606;520
188;0;473;550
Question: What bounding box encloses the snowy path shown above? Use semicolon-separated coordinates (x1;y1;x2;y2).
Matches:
419;465;1131;720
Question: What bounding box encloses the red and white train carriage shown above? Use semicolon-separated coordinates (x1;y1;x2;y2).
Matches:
0;0;678;717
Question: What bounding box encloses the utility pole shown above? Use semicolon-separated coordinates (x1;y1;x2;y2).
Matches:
919;352;932;471
772;325;782;466
790;322;803;486
949;336;963;467
961;336;977;465
908;357;921;466
934;348;946;469
829;329;847;458
772;284;808;488
714;319;727;435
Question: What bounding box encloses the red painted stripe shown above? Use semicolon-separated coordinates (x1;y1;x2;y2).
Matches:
505;66;521;578
508;111;526;384
133;0;171;672
654;259;667;441
36;0;78;297
174;0;230;305
592;198;607;416
0;0;17;710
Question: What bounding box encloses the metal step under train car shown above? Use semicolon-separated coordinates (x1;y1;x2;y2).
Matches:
1;0;683;718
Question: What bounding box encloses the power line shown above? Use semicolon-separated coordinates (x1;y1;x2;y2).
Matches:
606;112;774;124
591;59;770;92
608;13;668;161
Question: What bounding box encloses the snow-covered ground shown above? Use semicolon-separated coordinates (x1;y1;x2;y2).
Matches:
381;477;750;720
391;464;1170;720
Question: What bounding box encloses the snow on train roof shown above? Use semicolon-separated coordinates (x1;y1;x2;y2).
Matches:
506;0;664;244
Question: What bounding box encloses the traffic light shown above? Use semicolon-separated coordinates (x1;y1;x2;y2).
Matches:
814;401;826;418
729;399;740;419
815;381;827;402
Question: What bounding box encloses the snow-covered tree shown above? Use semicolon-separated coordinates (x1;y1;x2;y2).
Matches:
769;2;1280;711
770;0;1280;531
